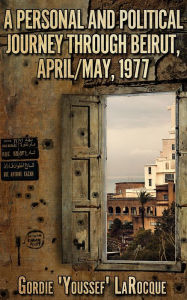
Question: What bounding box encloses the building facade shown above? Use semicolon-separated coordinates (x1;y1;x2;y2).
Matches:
107;181;175;232
144;103;176;194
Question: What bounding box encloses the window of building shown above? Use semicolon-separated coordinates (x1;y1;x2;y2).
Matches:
148;167;152;174
165;173;174;182
139;207;142;215
164;194;168;200
155;207;157;216
149;179;152;186
165;162;169;170
108;207;113;214
172;144;175;150
147;207;154;215
131;207;137;215
123;207;129;215
115;207;121;215
172;153;175;160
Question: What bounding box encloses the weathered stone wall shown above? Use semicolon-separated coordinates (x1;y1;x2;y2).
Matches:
0;0;186;299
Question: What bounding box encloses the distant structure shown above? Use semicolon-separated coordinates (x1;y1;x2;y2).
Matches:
107;181;175;233
144;102;176;195
107;102;176;233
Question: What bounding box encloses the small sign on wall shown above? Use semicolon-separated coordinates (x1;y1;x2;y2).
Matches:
1;137;39;160
1;161;39;181
25;230;44;249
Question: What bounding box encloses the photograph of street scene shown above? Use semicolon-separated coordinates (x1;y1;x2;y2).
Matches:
107;93;176;261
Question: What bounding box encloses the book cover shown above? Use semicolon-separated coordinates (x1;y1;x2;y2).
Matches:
0;1;186;299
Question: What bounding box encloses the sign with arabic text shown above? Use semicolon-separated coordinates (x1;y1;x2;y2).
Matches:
1;137;39;160
1;161;39;181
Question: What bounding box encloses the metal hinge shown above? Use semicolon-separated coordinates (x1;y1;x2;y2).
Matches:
177;151;187;156
177;91;187;98
176;204;187;208
79;100;101;104
75;204;101;209
180;151;187;155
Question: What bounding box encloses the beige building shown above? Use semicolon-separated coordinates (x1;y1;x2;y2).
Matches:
144;103;176;195
107;181;175;233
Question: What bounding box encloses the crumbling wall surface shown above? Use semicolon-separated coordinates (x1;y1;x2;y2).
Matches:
0;0;186;299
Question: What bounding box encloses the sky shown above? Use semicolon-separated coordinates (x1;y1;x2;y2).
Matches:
106;92;175;193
